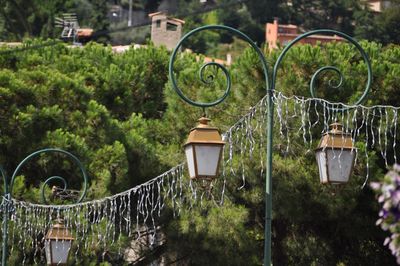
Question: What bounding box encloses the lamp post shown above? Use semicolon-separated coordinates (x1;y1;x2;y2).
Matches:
0;148;88;266
169;25;372;265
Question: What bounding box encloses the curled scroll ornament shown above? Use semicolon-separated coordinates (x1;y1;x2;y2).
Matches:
272;29;372;107
169;27;371;109
9;148;88;204
169;25;270;109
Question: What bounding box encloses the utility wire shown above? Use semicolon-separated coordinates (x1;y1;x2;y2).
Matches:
0;0;247;56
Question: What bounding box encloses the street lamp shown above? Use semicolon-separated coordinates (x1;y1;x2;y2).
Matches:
44;219;74;266
169;25;372;265
184;117;225;180
315;122;356;184
0;148;88;266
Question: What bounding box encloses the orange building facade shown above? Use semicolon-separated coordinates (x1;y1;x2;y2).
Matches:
266;18;343;50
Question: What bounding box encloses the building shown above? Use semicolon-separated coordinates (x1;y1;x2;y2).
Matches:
367;0;391;12
148;11;185;51
266;18;343;50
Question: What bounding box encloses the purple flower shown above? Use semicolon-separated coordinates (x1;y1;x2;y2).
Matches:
392;191;400;207
373;166;400;262
379;195;386;203
387;171;398;182
390;207;400;221
389;241;397;255
371;182;382;190
384;184;395;197
379;209;389;218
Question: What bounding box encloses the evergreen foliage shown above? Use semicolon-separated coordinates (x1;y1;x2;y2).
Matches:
0;39;400;264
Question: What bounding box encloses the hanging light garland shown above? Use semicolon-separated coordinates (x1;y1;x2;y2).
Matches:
2;24;400;265
2;91;400;264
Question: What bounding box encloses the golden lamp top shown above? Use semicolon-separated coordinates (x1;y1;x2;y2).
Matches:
185;117;225;146
316;123;354;150
45;220;74;241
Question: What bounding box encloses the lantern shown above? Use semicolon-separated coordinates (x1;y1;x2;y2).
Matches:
315;122;356;184
44;219;74;265
184;117;225;180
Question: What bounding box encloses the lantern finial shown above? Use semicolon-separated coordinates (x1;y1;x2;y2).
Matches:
330;122;343;133
198;117;211;127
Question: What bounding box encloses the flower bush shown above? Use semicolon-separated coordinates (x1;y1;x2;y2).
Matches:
371;165;400;263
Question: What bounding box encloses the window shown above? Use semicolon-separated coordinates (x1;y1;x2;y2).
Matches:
167;22;178;31
156;20;161;28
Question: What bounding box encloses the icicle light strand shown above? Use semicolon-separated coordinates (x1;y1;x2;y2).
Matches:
3;91;400;264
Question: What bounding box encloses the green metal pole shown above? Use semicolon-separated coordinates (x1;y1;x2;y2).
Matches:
264;89;274;266
2;199;8;266
1;166;8;266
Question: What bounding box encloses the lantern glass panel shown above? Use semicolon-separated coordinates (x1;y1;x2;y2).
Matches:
45;239;72;265
316;150;328;183
185;145;195;178
194;145;222;176
326;148;355;183
45;240;51;264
